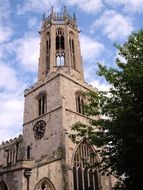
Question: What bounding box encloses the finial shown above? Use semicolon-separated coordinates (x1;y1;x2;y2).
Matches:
51;6;54;15
42;13;46;20
64;6;67;16
73;13;76;21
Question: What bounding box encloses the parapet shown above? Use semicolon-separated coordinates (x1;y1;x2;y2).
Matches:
0;134;23;148
41;6;78;31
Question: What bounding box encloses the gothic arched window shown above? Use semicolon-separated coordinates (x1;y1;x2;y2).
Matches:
46;32;51;71
37;92;47;116
76;92;85;115
0;180;8;190
34;177;56;190
69;34;76;69
56;29;65;66
73;139;99;190
56;50;65;66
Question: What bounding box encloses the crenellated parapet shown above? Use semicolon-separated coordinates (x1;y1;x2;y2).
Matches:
0;134;23;148
0;135;24;168
41;6;78;31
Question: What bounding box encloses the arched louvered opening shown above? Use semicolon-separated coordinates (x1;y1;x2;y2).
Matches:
56;28;65;66
0;180;8;190
73;139;99;190
37;92;47;116
34;177;55;190
69;37;76;70
76;92;85;115
46;32;50;71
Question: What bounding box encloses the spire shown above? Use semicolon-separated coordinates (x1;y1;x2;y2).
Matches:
64;6;67;17
42;13;46;20
73;13;76;21
51;6;54;15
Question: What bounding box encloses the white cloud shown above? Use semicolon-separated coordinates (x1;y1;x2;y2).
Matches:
105;0;143;13
0;0;13;43
0;25;13;43
80;34;105;62
0;0;10;21
6;34;40;72
90;80;110;91
0;64;20;91
0;63;26;142
27;17;39;29
67;0;103;13
17;0;103;15
0;93;23;142
91;10;134;41
17;0;60;15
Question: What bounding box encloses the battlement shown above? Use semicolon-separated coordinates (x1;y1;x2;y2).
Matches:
0;134;23;148
41;6;78;30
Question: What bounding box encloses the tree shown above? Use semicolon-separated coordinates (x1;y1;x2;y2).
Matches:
71;30;143;190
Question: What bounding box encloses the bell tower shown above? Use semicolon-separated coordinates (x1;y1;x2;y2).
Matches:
38;7;84;81
0;7;113;190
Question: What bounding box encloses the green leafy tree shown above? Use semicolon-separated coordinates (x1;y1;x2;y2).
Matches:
71;30;143;190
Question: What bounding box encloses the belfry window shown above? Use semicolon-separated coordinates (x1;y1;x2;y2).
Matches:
38;93;47;116
69;37;76;69
56;51;65;66
56;29;65;66
76;92;85;115
73;139;99;190
46;32;51;71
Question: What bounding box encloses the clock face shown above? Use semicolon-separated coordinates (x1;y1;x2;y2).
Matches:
33;120;46;139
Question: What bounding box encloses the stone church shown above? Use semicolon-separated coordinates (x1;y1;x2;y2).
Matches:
0;7;113;190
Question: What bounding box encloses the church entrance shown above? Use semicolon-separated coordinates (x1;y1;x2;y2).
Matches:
0;180;8;190
73;139;99;190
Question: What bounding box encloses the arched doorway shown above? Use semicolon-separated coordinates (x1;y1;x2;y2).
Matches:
0;180;8;190
34;177;56;190
73;139;100;190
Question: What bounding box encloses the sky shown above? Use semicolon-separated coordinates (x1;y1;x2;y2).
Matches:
0;0;143;142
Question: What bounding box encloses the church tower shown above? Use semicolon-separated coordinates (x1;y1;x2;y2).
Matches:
0;7;113;190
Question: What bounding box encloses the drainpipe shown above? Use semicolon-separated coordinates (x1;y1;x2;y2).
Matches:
24;169;31;190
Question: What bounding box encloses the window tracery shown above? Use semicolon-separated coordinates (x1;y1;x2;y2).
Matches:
76;92;85;115
55;28;65;66
73;139;99;190
35;178;55;190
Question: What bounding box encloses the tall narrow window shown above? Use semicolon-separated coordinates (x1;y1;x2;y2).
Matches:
76;92;85;115
46;32;50;71
27;145;31;159
73;139;99;190
56;29;65;66
38;93;47;116
69;33;76;69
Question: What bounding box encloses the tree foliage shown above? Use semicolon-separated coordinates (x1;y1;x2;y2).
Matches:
71;30;143;190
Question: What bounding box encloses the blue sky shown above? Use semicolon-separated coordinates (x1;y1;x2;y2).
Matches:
0;0;143;142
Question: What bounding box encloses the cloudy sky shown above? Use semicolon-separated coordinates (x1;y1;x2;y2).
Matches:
0;0;143;142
